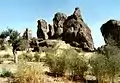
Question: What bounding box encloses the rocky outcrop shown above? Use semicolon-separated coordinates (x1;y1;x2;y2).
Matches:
53;12;67;39
47;24;54;39
23;28;32;40
63;7;94;51
101;20;120;46
37;19;49;40
36;7;95;52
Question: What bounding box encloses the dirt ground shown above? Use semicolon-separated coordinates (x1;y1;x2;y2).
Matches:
0;62;84;83
0;49;94;83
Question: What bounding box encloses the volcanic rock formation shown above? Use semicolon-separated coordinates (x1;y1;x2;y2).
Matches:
101;19;120;46
37;19;49;40
53;12;67;39
23;28;32;40
37;7;95;52
63;7;94;51
47;24;54;39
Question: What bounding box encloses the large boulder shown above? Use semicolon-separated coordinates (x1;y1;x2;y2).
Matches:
53;12;67;39
63;7;94;51
101;19;120;46
37;19;49;40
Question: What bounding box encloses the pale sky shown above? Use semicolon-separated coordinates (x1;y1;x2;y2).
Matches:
0;0;120;47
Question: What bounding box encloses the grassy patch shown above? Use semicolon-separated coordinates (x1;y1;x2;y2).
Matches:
18;53;33;62
13;62;44;83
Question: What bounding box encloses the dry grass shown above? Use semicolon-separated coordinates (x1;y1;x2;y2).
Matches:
33;52;41;62
12;62;44;83
0;47;95;83
18;52;34;62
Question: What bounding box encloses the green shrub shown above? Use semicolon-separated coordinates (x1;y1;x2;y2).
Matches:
65;49;88;80
0;68;13;77
45;47;88;78
67;56;88;76
90;46;120;83
45;49;66;76
89;53;107;82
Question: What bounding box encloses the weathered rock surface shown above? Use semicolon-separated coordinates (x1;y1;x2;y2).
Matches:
22;28;32;51
53;12;67;39
101;19;120;46
37;19;49;40
63;7;94;51
23;28;32;40
30;37;40;52
36;7;95;52
47;24;54;39
38;40;70;49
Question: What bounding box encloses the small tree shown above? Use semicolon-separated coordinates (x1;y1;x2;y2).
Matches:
0;28;31;63
0;30;9;39
0;28;14;39
0;28;23;63
9;30;20;43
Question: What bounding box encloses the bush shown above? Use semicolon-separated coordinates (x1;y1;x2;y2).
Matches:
45;48;66;76
65;49;88;81
90;45;120;83
0;68;13;77
90;53;108;82
45;47;88;79
19;53;33;62
67;56;88;76
13;62;44;83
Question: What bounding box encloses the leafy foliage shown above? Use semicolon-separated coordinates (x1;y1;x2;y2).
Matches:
0;30;9;39
90;45;120;83
66;54;88;77
45;48;66;76
9;30;20;44
63;48;88;81
0;68;13;77
45;47;88;78
0;28;20;44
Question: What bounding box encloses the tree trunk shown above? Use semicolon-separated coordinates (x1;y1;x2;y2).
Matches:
13;50;18;63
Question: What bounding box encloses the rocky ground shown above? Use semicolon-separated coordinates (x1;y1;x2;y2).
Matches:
0;45;94;83
0;61;84;83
